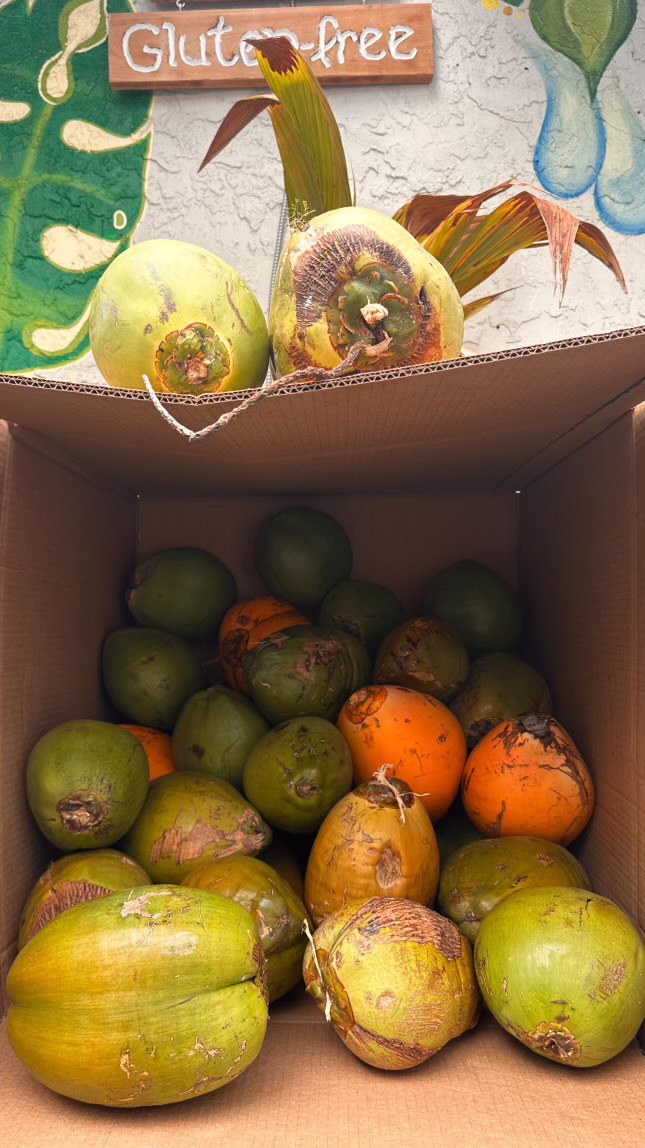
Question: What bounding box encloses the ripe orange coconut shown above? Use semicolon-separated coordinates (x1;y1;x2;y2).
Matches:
219;596;308;693
462;713;595;845
337;685;467;822
121;725;175;781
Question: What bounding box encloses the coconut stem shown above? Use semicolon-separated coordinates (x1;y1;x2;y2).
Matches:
373;766;408;824
302;918;332;1022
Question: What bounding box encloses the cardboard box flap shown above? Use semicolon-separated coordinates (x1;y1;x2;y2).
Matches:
1;327;644;495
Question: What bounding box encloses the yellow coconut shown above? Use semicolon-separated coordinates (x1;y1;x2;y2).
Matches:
89;240;269;393
269;207;464;377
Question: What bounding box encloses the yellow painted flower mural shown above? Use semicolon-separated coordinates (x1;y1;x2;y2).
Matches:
0;0;152;373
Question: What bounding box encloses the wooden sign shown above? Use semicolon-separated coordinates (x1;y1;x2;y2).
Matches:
109;5;433;90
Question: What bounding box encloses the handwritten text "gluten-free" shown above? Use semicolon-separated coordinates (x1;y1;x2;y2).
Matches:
109;6;435;90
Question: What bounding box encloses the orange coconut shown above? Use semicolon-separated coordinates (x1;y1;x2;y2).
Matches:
337;685;467;822
120;725;175;781
219;596;308;692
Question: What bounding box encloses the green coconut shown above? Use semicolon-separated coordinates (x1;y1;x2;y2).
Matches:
243;717;353;833
26;721;149;851
120;772;272;883
319;579;406;656
439;836;590;941
451;652;552;748
18;849;150;949
270;207;464;376
254;506;352;610
303;896;479;1069
332;628;372;693
422;560;521;656
172;685;269;789
102;628;205;731
475;886;645;1067
183;855;310;1001
127;548;237;639
89;240;269;393
374;617;470;703
244;625;357;724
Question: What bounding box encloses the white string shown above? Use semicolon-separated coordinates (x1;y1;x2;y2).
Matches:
302;918;332;1022
372;764;432;824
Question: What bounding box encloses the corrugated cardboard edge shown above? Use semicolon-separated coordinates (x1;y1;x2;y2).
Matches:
3;324;645;405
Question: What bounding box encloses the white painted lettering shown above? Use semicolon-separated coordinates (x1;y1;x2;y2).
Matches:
337;28;358;65
359;27;386;62
207;17;239;68
311;15;338;69
389;25;417;61
161;21;178;69
178;32;209;67
122;23;163;75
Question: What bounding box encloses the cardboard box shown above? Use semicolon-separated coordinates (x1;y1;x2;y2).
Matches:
1;327;644;1145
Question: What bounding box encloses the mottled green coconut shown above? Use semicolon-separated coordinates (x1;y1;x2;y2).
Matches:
475;887;645;1067
7;886;268;1106
89;240;269;394
26;721;149;851
304;896;479;1070
243;717;353;834
254;506;352;610
127;548;237;639
374;617;470;703
173;686;269;789
102;628;205;731
439;836;590;941
243;625;357;724
120;772;272;883
332;628;372;694
19;849;150;949
319;579;406;656
451;652;552;748
183;855;310;1001
422;560;521;656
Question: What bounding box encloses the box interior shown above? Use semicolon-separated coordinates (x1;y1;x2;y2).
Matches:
1;332;644;1143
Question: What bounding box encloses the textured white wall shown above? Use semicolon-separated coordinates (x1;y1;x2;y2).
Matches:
60;0;645;383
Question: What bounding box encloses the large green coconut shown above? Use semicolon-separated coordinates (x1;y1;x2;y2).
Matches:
422;560;521;656
243;625;356;724
270;207;464;376
89;240;269;393
451;652;552;748
243;717;353;833
173;686;269;789
439;836;590;941
26;721;149;851
183;856;310;1001
475;887;645;1067
127;548;237;639
120;772;272;883
102;628;205;731
331;628;372;694
374;617;470;703
319;579;405;656
7;886;268;1106
254;506;352;610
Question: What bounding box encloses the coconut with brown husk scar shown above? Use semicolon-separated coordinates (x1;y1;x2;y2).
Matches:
200;38;625;382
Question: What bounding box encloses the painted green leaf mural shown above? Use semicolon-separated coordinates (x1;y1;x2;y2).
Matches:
0;0;152;373
530;0;637;101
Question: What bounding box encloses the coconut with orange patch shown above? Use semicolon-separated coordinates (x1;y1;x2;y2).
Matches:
219;596;308;693
121;725;175;781
461;713;595;845
304;773;440;926
337;685;467;822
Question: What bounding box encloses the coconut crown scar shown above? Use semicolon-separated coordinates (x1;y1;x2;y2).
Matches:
121;17;418;74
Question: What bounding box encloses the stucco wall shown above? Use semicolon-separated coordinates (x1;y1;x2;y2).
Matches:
26;0;645;381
